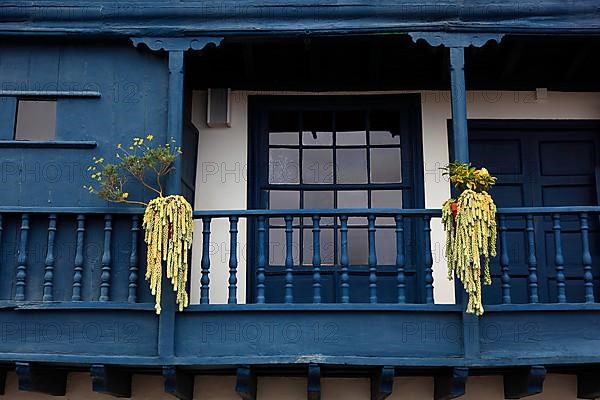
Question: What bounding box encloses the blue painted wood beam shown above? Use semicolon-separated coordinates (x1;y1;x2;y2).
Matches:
90;364;132;398
434;367;468;400
577;370;600;399
371;366;394;400
163;366;194;400
235;366;257;400
504;366;546;399
449;47;469;164
2;2;600;37
15;362;67;396
308;364;321;400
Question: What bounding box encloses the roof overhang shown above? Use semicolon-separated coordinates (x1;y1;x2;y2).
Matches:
0;1;599;39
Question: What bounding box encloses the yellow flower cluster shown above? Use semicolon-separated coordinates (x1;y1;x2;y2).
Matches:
143;195;193;314
442;190;497;316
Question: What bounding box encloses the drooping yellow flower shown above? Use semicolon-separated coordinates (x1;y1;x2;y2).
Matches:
442;190;497;316
143;195;193;314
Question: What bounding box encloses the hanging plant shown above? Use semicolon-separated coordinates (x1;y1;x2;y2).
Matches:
84;135;192;314
441;161;498;316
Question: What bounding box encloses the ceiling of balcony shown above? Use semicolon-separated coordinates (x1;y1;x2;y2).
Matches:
187;35;600;92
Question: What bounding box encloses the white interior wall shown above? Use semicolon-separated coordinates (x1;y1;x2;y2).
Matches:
192;90;600;304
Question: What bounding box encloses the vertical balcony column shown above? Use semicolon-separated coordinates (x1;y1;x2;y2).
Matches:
449;47;469;164
449;45;480;361
131;37;223;360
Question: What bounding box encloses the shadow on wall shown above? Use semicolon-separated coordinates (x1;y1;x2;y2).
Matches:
0;372;579;399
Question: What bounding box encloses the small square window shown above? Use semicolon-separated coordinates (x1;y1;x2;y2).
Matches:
14;100;57;141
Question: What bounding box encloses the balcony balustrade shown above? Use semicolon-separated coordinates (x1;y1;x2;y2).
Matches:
0;205;598;369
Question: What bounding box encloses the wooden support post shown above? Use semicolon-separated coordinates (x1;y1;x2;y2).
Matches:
434;367;468;400
577;370;600;399
504;366;546;399
308;364;321;400
90;364;132;398
15;362;67;396
371;366;394;400
449;46;469;163
163;366;194;400
158;48;185;359
235;366;257;400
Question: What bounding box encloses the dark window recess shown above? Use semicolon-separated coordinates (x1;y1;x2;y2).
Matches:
14;99;57;141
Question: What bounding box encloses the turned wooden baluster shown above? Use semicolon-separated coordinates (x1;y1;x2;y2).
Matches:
526;214;539;304
42;214;57;302
368;214;378;304
552;214;566;303
200;217;212;305
498;215;511;304
424;215;434;304
228;216;239;304
72;214;85;301
128;215;140;303
312;216;322;304
15;214;30;301
340;215;350;304
580;213;595;303
284;215;294;304
99;214;113;302
395;215;406;304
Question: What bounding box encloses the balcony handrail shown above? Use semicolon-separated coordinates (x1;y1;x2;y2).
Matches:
193;205;600;218
0;205;598;217
0;206;145;214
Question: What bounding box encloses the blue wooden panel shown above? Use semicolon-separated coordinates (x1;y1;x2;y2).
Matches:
479;310;600;361
0;97;17;140
0;309;158;357
175;308;464;362
0;44;169;208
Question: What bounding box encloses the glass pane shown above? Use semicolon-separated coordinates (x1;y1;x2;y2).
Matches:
370;110;401;145
15;100;56;141
338;191;367;225
336;110;366;145
304;191;333;209
270;191;300;226
337;190;368;208
303;227;335;265
304;191;334;224
269;149;299;184
303;131;333;146
347;228;368;264
269;228;300;266
303;111;333;145
375;228;396;265
303;149;333;184
370;148;402;183
269;110;298;145
372;190;402;225
371;190;402;208
270;191;300;209
336;149;367;184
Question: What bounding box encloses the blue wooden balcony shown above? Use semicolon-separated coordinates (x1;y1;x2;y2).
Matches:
0;205;599;372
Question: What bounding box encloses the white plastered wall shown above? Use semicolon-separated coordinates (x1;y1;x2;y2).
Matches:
191;90;600;304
